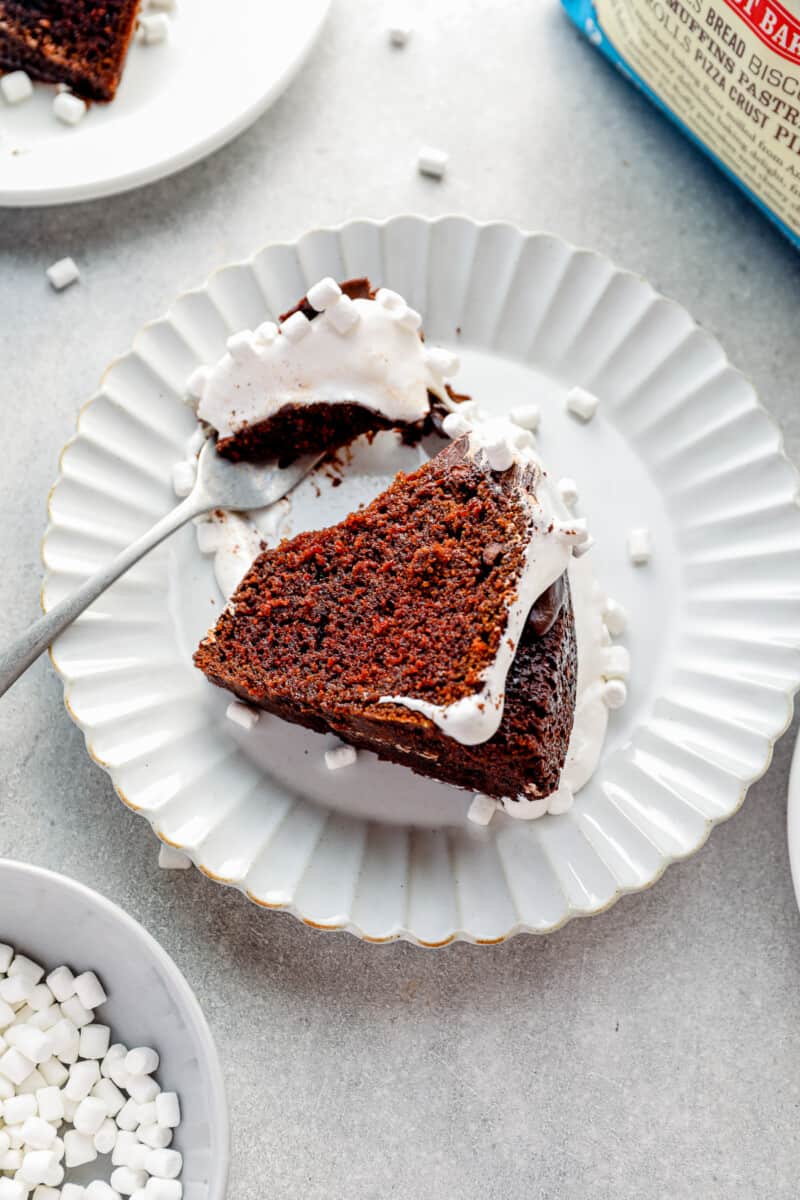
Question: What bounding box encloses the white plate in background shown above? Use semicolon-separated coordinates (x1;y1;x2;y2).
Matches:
0;0;329;206
42;216;800;944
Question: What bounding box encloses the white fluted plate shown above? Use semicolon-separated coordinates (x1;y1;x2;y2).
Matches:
43;217;800;946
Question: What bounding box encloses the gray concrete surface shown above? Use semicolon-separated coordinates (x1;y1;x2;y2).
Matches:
2;2;800;1196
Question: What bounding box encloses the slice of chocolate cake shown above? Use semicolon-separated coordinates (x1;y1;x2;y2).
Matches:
190;278;464;464
194;431;584;802
0;1;141;101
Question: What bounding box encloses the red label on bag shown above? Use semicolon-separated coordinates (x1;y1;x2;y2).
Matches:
723;0;800;64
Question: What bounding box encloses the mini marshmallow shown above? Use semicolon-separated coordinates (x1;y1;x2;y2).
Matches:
136;1099;158;1126
9;957;45;985
19;1149;58;1185
374;288;406;317
6;1024;52;1063
185;365;211;401
424;347;459;378
557;478;579;508
50;1018;80;1061
280;311;312;344
225;701;260;731
27;986;54;1014
0;944;14;973
73;1096;108;1136
20;1116;57;1150
73;972;106;1012
389;23;411;45
43;1164;64;1189
2;1095;36;1125
100;1044;127;1078
0;1000;16;1030
115;1100;142;1133
111;1132;140;1166
467;793;498;826
137;1123;171;1150
142;1183;181;1200
501;795;550;821
125;1047;159;1077
195;521;223;555
571;533;595;558
125;1072;160;1104
441;411;472;439
324;744;357;771
107;1057;131;1090
91;1077;125;1118
60;996;94;1030
0;977;33;1007
510;404;541;432
0;1048;34;1085
547;786;574;815
32;1189;60;1200
399;306;422;331
64;1059;100;1101
145;1149;182;1180
566;385;599;422
225;331;258;364
145;0;176;8
29;1005;60;1032
1;70;33;103
157;845;192;871
627;527;651;565
325;294;360;335
254;320;278;346
483;435;515;473
602;679;628;709
306;277;342;312
118;1139;149;1172
61;1186;87;1200
0;1075;13;1100
417;145;448;179
155;1092;180;1128
79;1025;110;1060
556;517;590;547
64;1129;97;1169
35;1086;64;1123
602;597;628;636
39;1058;68;1088
16;1066;46;1095
93;1118;118;1155
53;92;87;125
170;460;196;498
0;1150;22;1173
111;1166;148;1194
138;12;170;42
601;644;631;681
0;1132;9;1157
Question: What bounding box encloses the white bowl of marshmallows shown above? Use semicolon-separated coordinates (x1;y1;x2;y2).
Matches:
0;860;228;1200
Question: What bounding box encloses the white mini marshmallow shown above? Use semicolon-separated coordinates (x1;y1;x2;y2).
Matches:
112;1133;146;1170
467;793;498;826
225;701;260;731
61;1185;87;1200
44;965;75;1003
571;533;595;558
27;986;54;1014
30;1005;60;1032
0;945;13;973
602;597;628;636
21;1116;57;1150
0;977;32;1007
124;1047;159;1077
627;527;651;565
142;1183;181;1200
107;1057;131;1090
73;1096;107;1136
424;347;459;378
157;845;192;871
64;1129;97;1169
93;1117;118;1155
170;460;196;498
39;1058;68;1088
280;311;312;344
0;1151;22;1175
138;12;170;42
145;0;176;8
185;365;211;401
195;521;224;555
557;477;579;508
9;957;45;985
601;644;631;681
20;1148;59;1185
417;145;448;179
125;1073;159;1106
115;1100;141;1133
32;1188;61;1200
483;434;516;473
547;786;574;815
92;1077;125;1118
325;294;360;334
110;1167;148;1195
324;745;357;771
510;404;541;432
389;23;411;45
2;1095;36;1125
441;411;472;439
306;277;342;312
501;795;550;821
64;1059;100;1101
61;996;95;1030
137;1123;171;1150
79;1025;110;1061
399;306;422;331
144;1148;182;1180
566;385;599;422
154;1091;180;1129
53;92;87;125
0;1000;16;1030
602;679;628;709
49;1018;79;1061
6;1024;52;1063
136;1100;158;1127
0;1049;34;1085
254;320;278;346
225;331;258;363
35;1086;63;1124
100;1044;126;1078
1;71;33;104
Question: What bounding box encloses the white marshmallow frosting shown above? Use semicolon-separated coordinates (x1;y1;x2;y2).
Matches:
192;281;458;441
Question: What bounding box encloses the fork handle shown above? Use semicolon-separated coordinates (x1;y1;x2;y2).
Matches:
0;493;204;699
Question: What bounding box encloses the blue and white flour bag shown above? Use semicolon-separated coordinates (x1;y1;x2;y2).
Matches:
562;0;800;246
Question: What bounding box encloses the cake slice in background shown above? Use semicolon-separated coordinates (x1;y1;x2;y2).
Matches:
0;0;141;101
194;431;581;804
190;278;465;463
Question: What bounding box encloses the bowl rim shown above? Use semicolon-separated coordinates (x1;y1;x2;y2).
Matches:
0;857;230;1198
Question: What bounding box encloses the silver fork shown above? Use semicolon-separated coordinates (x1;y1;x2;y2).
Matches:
0;440;320;698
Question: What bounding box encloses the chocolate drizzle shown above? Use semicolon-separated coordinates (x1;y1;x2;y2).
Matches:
527;574;566;638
